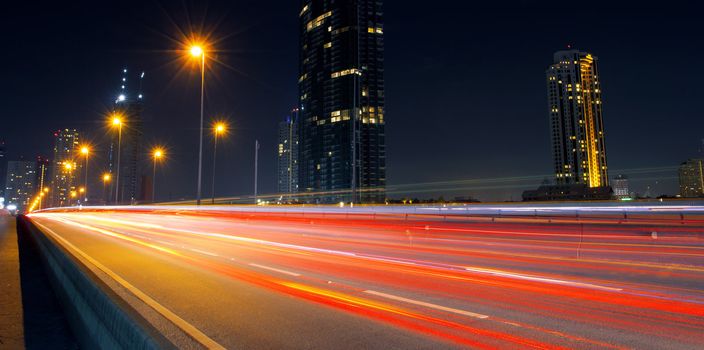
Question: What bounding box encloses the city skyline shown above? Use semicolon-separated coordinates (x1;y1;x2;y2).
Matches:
0;2;702;201
1;3;704;349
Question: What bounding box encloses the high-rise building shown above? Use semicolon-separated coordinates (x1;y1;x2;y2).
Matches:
547;50;608;188
277;109;299;196
679;159;704;198
35;155;51;194
298;0;386;203
612;174;630;199
0;140;6;198
4;160;37;212
110;68;145;204
49;129;80;207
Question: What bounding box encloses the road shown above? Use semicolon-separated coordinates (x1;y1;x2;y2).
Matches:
27;206;704;349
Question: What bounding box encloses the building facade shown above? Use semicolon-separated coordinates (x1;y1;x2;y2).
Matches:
298;0;386;203
679;159;704;197
35;156;50;194
4;160;37;211
110;68;146;204
277;109;299;196
0;140;6;198
612;174;629;199
49;129;80;207
547;50;608;188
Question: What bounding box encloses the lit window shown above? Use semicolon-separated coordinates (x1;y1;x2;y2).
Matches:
306;11;332;31
331;68;361;78
299;4;309;16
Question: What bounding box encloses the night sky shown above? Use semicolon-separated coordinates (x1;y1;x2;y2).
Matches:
1;1;701;201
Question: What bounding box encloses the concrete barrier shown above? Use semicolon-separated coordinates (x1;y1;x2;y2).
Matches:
16;216;175;350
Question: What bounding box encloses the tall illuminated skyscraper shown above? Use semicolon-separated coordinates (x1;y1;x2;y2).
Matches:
298;0;386;203
49;129;80;207
277;109;299;196
109;68;145;204
0;140;6;198
547;50;608;188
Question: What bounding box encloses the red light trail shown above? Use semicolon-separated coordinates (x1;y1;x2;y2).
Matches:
27;206;704;349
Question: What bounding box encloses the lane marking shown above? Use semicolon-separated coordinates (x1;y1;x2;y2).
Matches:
363;290;489;319
32;221;226;350
190;248;218;257
463;266;623;292
248;263;301;277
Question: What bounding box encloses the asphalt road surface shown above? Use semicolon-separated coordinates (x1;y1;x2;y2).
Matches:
27;207;704;349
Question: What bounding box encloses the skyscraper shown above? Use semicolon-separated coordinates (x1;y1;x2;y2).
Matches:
298;0;386;203
679;159;704;197
5;160;37;212
547;50;608;188
0;140;6;198
612;174;630;199
35;155;51;194
110;68;145;204
277;109;299;197
49;129;80;207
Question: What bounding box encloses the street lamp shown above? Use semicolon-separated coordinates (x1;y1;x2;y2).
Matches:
152;148;164;203
111;114;123;204
80;145;90;203
211;122;227;204
189;43;206;206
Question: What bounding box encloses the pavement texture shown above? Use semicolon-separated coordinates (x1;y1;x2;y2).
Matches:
0;212;77;350
26;207;704;349
0;212;24;349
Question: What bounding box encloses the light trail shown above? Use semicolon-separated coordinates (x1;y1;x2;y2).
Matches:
26;206;704;349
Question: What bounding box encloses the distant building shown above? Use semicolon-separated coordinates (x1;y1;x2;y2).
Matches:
612;174;630;199
679;159;704;197
547;50;608;188
0;140;6;198
298;0;386;203
522;183;612;202
35;155;50;193
49;129;80;207
4;160;37;211
277;109;299;196
110;68;146;204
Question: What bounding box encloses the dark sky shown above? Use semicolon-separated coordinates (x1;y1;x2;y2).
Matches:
1;1;701;201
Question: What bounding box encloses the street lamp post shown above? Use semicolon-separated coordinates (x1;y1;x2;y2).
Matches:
80;146;90;203
112;116;123;205
152;148;163;203
190;45;206;206
212;122;226;204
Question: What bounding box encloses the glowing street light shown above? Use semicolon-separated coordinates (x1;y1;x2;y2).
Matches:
110;113;124;204
187;41;207;206
152;147;164;203
190;45;203;57
211;121;227;204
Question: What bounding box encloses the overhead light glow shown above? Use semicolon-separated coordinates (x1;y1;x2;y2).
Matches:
190;45;204;57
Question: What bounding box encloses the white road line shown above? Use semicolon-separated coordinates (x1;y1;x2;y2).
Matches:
189;248;218;257
463;266;623;292
248;263;301;277
32;221;226;350
363;290;489;319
